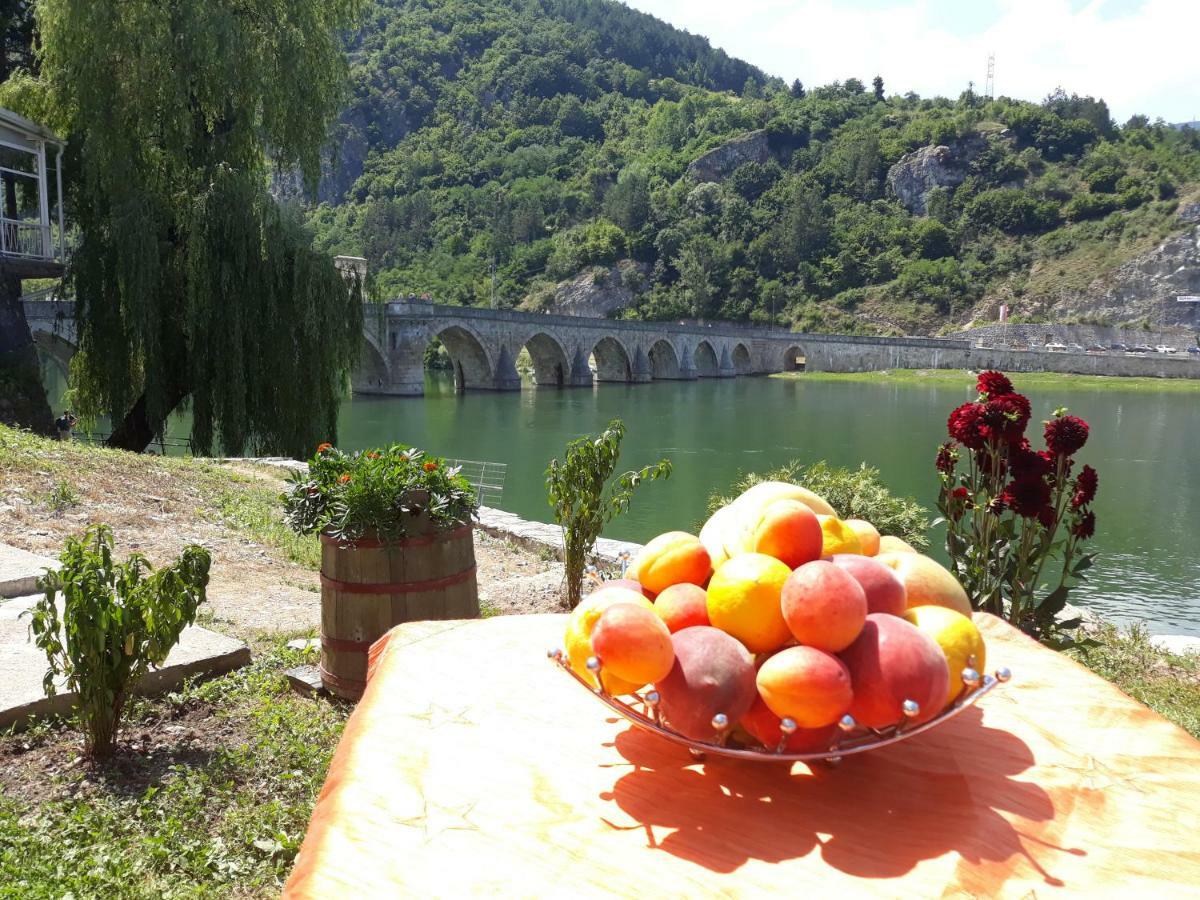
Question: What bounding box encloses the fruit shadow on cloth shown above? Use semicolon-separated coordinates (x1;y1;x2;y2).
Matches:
598;707;1082;887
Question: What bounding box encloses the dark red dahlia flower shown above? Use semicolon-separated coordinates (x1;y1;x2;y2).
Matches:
976;370;1014;399
1044;414;1089;456
948;402;988;449
952;486;969;500
1071;464;1098;509
936;442;957;475
1037;505;1057;529
1009;444;1054;480
1003;476;1052;518
982;393;1031;443
1072;511;1096;539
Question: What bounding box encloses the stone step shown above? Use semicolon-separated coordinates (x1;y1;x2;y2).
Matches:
0;542;59;599
0;593;250;732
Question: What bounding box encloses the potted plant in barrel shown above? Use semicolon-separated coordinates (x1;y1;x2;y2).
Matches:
283;443;479;699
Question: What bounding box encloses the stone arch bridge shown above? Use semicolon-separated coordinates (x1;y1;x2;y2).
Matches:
45;297;1194;395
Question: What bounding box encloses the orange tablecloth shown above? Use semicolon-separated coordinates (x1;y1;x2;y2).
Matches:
284;614;1200;897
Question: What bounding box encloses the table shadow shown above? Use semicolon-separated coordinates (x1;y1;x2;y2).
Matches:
598;707;1082;888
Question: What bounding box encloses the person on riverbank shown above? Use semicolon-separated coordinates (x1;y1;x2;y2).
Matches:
54;410;77;442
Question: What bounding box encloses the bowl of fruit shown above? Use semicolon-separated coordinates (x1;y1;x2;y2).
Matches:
551;481;1010;762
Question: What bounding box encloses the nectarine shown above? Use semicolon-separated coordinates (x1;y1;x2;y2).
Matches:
876;552;971;616
830;554;907;617
838;613;951;728
628;531;712;595
657;626;757;741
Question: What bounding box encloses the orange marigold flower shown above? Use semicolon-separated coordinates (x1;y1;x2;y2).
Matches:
366;451;381;459
316;442;333;453
338;473;352;483
423;461;438;472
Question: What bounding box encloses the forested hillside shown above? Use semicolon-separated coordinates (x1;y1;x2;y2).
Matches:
305;0;1200;334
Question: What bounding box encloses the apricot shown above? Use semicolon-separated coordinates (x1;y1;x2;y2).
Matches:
830;553;907;617
605;578;655;599
877;535;918;554
656;626;757;741
591;603;675;688
653;582;710;633
741;694;839;753
838;613;951;728
745;499;823;568
564;586;655;694
627;531;712;595
816;515;863;556
756;646;854;728
780;560;868;653
875;552;972;617
844;519;881;556
706;553;793;653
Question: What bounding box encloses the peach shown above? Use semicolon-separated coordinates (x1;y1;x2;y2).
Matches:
564;586;656;694
780;560;868;653
591;603;675;687
877;535;918;554
628;531;712;595
656;626;757;741
741;694;838;753
875;552;971;616
756;646;854;728
844;519;881;556
830;554;907;617
653;582;710;633
838;613;951;728
745;499;823;569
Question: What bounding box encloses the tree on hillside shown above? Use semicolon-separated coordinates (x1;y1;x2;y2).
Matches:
36;0;364;455
872;75;884;101
790;78;805;99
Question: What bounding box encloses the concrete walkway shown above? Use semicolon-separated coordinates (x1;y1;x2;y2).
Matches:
0;593;250;731
0;541;58;599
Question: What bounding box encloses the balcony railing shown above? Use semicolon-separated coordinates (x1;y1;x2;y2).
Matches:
0;217;52;260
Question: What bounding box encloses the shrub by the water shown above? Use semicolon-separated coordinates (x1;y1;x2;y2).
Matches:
706;460;931;550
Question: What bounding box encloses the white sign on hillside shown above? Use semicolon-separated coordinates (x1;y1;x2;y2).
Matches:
1178;295;1200;303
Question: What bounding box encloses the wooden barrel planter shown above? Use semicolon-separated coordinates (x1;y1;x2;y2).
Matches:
318;524;478;700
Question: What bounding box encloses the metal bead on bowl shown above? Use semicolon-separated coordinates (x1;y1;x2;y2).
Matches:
838;714;857;732
961;667;982;689
547;647;563;661
711;713;730;732
585;656;601;673
779;717;798;735
645;689;660;706
996;667;1012;683
902;699;921;718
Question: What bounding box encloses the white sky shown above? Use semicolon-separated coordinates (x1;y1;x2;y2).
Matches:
621;0;1200;124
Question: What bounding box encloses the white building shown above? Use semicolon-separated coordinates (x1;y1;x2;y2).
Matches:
0;107;66;278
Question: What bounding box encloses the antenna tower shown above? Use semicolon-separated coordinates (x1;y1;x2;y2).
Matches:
985;53;995;100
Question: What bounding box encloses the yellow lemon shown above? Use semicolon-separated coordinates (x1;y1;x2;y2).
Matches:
817;515;863;556
904;606;987;708
706;553;792;653
564;586;654;694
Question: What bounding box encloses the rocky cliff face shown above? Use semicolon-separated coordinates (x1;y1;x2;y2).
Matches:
686;130;770;182
520;260;650;317
1048;223;1200;328
887;134;995;215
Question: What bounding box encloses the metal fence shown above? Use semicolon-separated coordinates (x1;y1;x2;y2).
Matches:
445;458;506;507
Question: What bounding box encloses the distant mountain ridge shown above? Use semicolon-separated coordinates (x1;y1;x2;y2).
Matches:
307;0;1200;334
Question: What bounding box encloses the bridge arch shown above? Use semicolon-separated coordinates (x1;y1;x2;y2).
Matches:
648;339;681;380
352;334;390;393
781;344;806;372
589;335;633;383
521;331;571;388
693;340;719;377
732;342;752;375
435;324;494;393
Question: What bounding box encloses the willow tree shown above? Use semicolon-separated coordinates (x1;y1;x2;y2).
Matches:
38;0;364;455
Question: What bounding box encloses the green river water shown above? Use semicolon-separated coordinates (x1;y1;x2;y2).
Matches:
40;362;1200;636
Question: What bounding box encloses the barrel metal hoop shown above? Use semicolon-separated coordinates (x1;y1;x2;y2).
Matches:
319;566;477;595
319;524;473;549
319;664;366;693
320;634;374;653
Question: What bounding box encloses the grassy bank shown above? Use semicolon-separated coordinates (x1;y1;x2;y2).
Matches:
773;368;1200;393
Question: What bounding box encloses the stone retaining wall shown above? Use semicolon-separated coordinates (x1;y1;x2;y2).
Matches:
956;322;1197;350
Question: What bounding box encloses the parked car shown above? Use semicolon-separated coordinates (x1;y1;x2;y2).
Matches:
1188;346;1200;355
1044;341;1067;352
1066;343;1086;353
1129;345;1154;354
1109;343;1128;352
1155;345;1178;354
1086;344;1108;353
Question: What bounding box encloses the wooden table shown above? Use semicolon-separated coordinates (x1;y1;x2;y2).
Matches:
284;614;1200;897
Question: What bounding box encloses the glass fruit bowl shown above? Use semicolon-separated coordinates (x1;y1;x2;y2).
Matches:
548;647;1010;764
